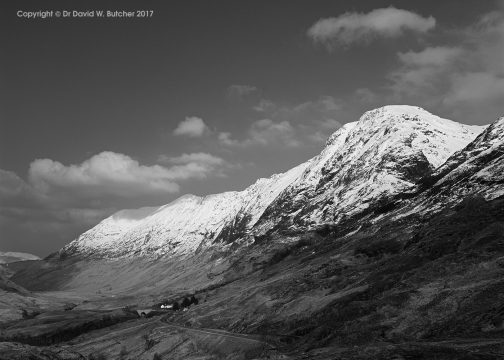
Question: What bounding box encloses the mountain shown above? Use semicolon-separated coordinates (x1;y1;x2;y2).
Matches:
7;106;504;359
421;114;504;203
61;162;309;258
59;105;485;260
0;252;40;264
253;105;485;235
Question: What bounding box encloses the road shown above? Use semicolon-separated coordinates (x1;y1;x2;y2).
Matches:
68;315;274;356
158;320;271;346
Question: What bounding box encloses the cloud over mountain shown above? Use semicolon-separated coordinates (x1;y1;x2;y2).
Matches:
29;152;181;198
388;46;463;96
351;6;504;124
218;96;343;148
0;150;235;255
158;152;234;178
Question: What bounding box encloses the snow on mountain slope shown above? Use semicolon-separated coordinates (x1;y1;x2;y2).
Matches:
253;105;485;233
434;115;504;193
0;252;40;264
62;105;486;258
404;115;504;216
62;162;309;257
433;115;504;187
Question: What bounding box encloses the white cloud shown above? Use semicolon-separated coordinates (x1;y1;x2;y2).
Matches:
397;46;463;67
0;169;36;201
158;152;234;178
308;7;435;49
173;116;209;137
0;149;236;253
253;95;342;120
318;118;341;129
463;10;504;75
354;88;379;104
249;119;300;147
29;152;181;198
444;72;504;105
218;116;342;148
252;99;276;113
28;151;235;203
218;132;239;146
227;85;258;100
162;152;226;166
380;8;504;121
442;10;504;107
220;95;343;148
0;167;118;252
0;169;45;208
219;120;300;148
388;46;463;96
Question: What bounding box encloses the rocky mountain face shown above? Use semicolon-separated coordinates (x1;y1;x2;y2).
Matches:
416;115;504;211
59;105;485;260
253;105;485;235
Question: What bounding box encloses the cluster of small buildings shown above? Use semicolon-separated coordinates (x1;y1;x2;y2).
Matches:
158;294;199;311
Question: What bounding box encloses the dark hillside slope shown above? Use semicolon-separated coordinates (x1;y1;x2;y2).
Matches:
172;195;504;359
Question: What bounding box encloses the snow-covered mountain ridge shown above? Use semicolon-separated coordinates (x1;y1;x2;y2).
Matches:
253;105;485;233
61;105;489;258
62;161;309;257
401;115;504;217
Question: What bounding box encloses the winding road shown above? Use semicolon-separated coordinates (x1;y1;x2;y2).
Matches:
158;319;271;346
68;315;275;357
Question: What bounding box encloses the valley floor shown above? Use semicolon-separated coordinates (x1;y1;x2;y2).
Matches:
0;300;281;360
1;301;504;360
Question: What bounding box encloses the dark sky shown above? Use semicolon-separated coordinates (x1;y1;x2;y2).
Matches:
1;0;503;256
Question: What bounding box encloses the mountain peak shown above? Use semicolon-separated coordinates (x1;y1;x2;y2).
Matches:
347;105;486;168
370;104;431;116
255;106;486;231
359;105;460;130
